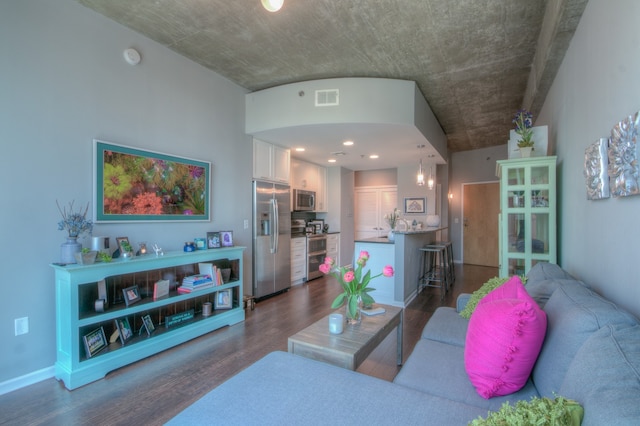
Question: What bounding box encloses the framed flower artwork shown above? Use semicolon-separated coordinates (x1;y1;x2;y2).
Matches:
93;140;211;222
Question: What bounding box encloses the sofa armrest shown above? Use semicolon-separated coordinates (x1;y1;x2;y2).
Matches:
456;293;472;312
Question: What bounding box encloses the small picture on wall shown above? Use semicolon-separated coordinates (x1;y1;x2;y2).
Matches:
220;231;233;247
207;232;221;248
404;197;426;214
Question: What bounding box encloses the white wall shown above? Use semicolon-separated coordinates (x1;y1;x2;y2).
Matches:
536;0;640;318
0;0;252;386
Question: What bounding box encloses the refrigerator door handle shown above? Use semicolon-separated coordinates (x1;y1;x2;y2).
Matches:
273;197;279;253
269;198;277;253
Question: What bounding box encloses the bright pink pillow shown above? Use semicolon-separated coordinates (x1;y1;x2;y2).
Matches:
464;277;547;399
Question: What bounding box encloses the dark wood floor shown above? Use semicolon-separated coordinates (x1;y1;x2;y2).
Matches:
0;263;497;426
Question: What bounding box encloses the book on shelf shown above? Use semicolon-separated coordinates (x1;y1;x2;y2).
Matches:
153;279;170;299
182;273;213;285
177;282;214;294
198;262;224;286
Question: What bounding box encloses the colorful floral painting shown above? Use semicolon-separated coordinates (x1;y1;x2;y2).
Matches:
94;140;210;222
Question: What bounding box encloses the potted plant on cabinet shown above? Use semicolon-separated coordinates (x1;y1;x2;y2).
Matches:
513;109;535;158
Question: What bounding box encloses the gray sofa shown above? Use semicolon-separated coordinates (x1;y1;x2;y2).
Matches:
168;263;640;425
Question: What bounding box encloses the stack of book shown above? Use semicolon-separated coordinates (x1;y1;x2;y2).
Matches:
177;274;214;294
198;263;225;286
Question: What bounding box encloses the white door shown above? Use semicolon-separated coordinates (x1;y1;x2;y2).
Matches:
354;186;397;239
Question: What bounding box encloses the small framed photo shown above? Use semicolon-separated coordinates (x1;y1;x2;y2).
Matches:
139;314;155;337
214;289;233;309
404;197;426;214
122;285;141;307
220;231;234;247
194;237;207;250
207;231;221;248
115;317;133;345
116;236;131;254
83;326;108;358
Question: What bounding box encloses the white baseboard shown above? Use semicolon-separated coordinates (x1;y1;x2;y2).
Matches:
0;366;55;396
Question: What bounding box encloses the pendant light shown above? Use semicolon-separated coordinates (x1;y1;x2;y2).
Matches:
427;165;435;190
261;0;284;12
417;159;425;186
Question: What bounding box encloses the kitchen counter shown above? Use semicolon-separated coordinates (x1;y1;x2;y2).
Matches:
354;226;448;307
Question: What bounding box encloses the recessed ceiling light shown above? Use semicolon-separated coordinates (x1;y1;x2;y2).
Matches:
328;159;337;163
343;140;354;146
295;147;305;152
369;154;379;159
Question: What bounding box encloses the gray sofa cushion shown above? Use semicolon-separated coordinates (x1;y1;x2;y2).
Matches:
421;306;468;346
559;324;640;426
167;351;488;425
393;339;539;411
532;281;639;397
525;278;588;308
526;262;575;282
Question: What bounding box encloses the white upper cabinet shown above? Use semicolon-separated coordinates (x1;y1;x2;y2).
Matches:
253;139;290;184
290;158;328;212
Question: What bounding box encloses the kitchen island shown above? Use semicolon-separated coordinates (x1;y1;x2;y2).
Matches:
354;227;447;307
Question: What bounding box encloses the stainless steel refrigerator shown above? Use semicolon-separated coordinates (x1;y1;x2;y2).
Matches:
252;180;291;299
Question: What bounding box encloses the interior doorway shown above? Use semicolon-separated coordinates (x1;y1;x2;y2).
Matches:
462;182;499;267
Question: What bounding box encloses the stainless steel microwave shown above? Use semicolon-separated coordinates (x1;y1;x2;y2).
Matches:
293;189;315;211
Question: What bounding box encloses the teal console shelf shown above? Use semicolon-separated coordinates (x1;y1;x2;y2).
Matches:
51;247;245;390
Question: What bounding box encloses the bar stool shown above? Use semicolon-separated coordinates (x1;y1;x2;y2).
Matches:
417;244;448;300
431;241;455;288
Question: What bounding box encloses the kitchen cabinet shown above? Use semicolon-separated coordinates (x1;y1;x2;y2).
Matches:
291;237;307;285
326;233;340;266
253;138;290;184
354;186;397;239
290;158;328;212
496;156;557;276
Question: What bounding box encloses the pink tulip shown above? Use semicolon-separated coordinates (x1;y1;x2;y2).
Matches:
383;265;394;277
359;251;370;260
324;256;333;265
319;263;331;274
343;271;355;283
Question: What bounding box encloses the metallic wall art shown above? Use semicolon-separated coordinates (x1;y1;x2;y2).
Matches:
608;112;640;197
584;138;610;200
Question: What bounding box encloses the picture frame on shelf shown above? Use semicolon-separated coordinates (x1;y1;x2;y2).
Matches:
207;231;221;248
404;197;426;214
140;314;155;337
122;285;141;307
115;236;132;257
115;317;133;345
220;231;233;247
214;289;233;309
93;139;211;222
194;237;207;250
83;326;108;358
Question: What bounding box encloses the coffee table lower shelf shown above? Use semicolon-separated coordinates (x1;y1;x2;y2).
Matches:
287;304;403;371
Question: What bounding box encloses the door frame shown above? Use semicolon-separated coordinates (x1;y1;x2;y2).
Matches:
461;180;500;265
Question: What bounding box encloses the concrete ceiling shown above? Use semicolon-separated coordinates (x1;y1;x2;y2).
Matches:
76;0;587;170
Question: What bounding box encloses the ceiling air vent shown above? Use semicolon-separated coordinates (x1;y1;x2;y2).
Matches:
315;89;339;107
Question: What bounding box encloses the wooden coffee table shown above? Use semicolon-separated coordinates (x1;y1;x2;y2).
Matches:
287;304;403;371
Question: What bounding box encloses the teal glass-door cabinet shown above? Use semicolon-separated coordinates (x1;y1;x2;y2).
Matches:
496;156;557;277
51;247;245;390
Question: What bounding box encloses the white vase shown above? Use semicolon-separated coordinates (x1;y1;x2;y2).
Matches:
519;147;533;158
61;237;82;264
387;230;395;242
426;215;440;227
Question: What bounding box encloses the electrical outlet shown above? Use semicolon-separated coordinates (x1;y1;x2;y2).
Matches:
244;219;249;229
15;317;29;336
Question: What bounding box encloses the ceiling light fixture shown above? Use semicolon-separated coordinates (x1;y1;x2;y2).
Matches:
369;154;379;159
417;159;425;186
343;140;354;146
427;155;436;190
295;147;305;152
261;0;283;12
328;158;337;163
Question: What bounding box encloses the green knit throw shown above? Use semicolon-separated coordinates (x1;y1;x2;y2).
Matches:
469;396;584;426
459;276;510;319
